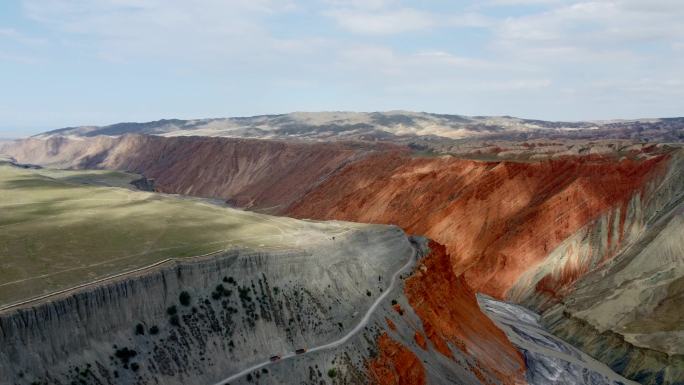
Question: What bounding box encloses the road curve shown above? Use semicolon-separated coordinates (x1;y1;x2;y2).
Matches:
212;246;417;385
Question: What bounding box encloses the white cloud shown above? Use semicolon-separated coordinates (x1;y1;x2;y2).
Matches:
6;0;684;122
496;0;684;50
324;3;491;35
326;7;435;34
20;0;297;62
488;0;560;5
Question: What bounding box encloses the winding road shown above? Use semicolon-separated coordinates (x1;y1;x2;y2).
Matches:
212;247;417;385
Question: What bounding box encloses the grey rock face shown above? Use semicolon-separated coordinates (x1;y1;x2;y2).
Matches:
0;225;413;385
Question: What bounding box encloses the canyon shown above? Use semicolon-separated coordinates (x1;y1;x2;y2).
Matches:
1;114;683;385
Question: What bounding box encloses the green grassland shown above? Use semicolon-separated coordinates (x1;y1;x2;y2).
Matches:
0;163;358;307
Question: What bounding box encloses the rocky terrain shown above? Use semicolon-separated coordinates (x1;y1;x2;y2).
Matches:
2;116;683;385
0;180;420;384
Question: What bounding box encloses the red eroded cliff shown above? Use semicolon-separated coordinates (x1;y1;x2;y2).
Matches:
4;135;394;212
287;151;669;298
289;151;669;384
404;241;526;385
368;333;426;385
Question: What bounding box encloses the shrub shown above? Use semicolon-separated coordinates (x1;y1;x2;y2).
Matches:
135;323;145;335
391;299;397;306
169;315;180;327
179;291;191;306
366;290;372;297
149;326;159;335
166;305;177;316
328;368;337;378
114;347;137;365
130;363;140;372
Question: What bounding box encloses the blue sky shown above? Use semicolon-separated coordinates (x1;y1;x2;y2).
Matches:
1;0;683;137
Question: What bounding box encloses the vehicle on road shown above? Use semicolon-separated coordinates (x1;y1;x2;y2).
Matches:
269;355;281;362
295;348;306;354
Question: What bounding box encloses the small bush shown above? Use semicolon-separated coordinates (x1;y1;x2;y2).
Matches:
223;276;229;283
166;305;177;316
169;315;180;327
135;323;145;335
130;363;140;372
328;368;337;378
366;290;372;297
179;291;191;306
114;347;137;365
391;299;398;306
149;326;159;335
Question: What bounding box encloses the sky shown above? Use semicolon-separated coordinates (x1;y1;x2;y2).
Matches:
1;0;683;137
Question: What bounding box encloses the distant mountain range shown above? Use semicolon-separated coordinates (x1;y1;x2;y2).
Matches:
38;111;684;143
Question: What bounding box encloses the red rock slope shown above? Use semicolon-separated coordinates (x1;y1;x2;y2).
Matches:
288;150;670;385
404;241;527;385
287;151;669;298
368;333;427;385
2;135;391;212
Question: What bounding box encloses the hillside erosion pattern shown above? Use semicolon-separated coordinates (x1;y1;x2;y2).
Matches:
0;226;412;385
0;135;397;212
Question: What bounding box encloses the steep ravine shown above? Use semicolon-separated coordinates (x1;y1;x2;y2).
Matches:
287;148;683;383
4;136;682;383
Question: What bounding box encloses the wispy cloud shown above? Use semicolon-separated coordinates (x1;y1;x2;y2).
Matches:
1;0;682;132
324;2;491;35
326;7;435;34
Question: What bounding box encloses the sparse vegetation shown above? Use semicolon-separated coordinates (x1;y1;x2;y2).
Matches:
179;291;191;306
114;347;137;366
